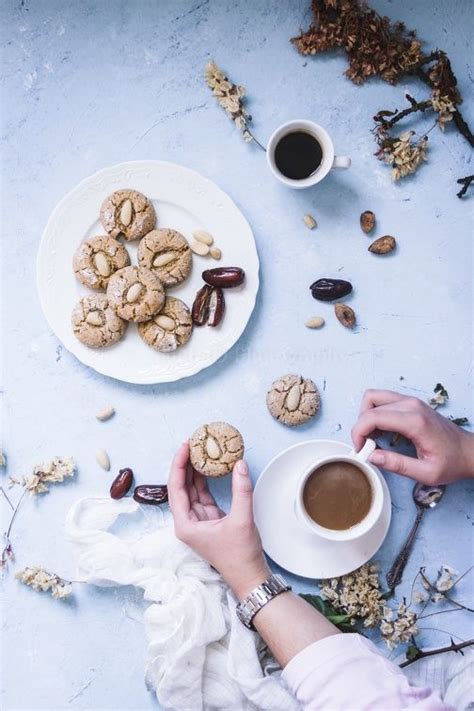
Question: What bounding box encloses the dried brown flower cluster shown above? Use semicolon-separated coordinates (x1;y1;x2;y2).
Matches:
16;567;72;599
23;457;76;496
292;1;473;193
205;61;255;144
292;0;423;85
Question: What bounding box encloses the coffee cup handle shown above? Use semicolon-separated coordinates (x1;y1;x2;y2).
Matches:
351;438;376;462
332;155;351;170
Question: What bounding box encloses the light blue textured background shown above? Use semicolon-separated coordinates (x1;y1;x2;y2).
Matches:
1;1;473;709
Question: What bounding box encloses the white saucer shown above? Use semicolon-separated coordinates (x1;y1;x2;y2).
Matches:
253;439;391;579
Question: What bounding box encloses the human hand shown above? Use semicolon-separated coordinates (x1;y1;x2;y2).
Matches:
168;443;270;599
351;389;474;485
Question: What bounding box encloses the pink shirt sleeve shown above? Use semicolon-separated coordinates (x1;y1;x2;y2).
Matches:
281;633;452;710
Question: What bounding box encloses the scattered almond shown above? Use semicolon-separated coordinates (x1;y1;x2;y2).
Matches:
190;241;210;256
96;406;115;422
95;449;111;471
360;210;375;234
335;303;356;329
368;235;396;254
305;316;325;329
193;230;214;246
303;213;317;230
210;247;222;260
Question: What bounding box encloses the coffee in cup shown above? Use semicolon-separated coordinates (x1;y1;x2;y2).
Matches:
302;461;373;531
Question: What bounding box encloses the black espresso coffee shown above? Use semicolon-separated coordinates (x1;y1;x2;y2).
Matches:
274;130;323;180
302;461;372;530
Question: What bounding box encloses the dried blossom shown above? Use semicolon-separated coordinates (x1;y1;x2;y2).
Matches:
383;131;428;181
0;449;6;467
428;383;449;409
435;565;458;593
320;563;384;628
23;457;75;496
16;566;72;599
431;93;456;131
205;61;263;148
412;590;428;605
380;601;418;648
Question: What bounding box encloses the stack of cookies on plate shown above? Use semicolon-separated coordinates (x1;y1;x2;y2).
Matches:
71;189;194;353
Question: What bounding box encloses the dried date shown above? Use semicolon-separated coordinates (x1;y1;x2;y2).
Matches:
192;284;213;325
110;468;134;499
310;278;353;301
202;267;245;288
208;288;225;327
335;303;356;328
133;484;168;506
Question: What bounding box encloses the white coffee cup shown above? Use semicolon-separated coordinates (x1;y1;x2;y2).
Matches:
295;439;383;542
267;119;351;189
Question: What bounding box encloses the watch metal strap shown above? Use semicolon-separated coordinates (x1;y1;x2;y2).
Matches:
236;573;291;629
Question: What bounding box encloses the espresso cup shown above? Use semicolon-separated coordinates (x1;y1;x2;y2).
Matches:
267;119;351;189
295;439;383;542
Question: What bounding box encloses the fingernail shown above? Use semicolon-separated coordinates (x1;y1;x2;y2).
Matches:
234;460;247;476
370;450;385;466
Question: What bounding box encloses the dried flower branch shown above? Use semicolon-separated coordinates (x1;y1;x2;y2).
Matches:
16;566;73;599
204;61;265;150
1;457;76;569
320;563;385;628
291;1;473;190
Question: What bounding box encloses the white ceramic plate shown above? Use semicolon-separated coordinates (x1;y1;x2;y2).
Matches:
253;440;391;579
37;160;259;384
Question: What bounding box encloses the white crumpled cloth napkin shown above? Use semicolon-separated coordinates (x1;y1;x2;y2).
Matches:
65;497;299;711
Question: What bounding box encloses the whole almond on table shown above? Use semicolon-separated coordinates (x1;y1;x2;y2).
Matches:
96;406;115;422
193;230;214;246
368;235;396;254
335;303;356;329
360;210;375;234
305;316;325;329
303;214;317;229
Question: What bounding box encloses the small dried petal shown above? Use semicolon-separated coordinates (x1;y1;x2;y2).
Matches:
335;303;356;328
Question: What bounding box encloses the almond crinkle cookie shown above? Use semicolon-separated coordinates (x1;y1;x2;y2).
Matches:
71;294;127;348
73;235;130;290
266;374;320;426
138;228;192;287
138;296;192;353
106;266;165;323
189;422;244;477
100;189;156;241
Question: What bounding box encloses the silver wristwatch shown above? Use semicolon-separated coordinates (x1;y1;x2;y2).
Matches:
236;574;291;629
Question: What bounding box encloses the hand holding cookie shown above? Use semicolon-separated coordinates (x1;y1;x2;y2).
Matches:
169;442;269;599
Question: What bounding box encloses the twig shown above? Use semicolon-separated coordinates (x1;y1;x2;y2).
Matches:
1;488;27;568
400;638;474;668
0;486;14;511
374;95;432;131
456;175;474;198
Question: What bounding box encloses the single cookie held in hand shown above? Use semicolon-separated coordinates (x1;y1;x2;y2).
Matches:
73;235;130;290
138;228;192;287
267;374;320;426
100;189;156;241
189;422;244;477
138;296;193;352
71;294;127;348
106;266;165;322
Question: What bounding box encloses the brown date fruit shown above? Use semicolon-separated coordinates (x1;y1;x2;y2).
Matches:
202;267;245;288
335;303;356;329
192;284;213;325
208;288;225;327
110;468;134;500
133;484;168;506
310;278;352;301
